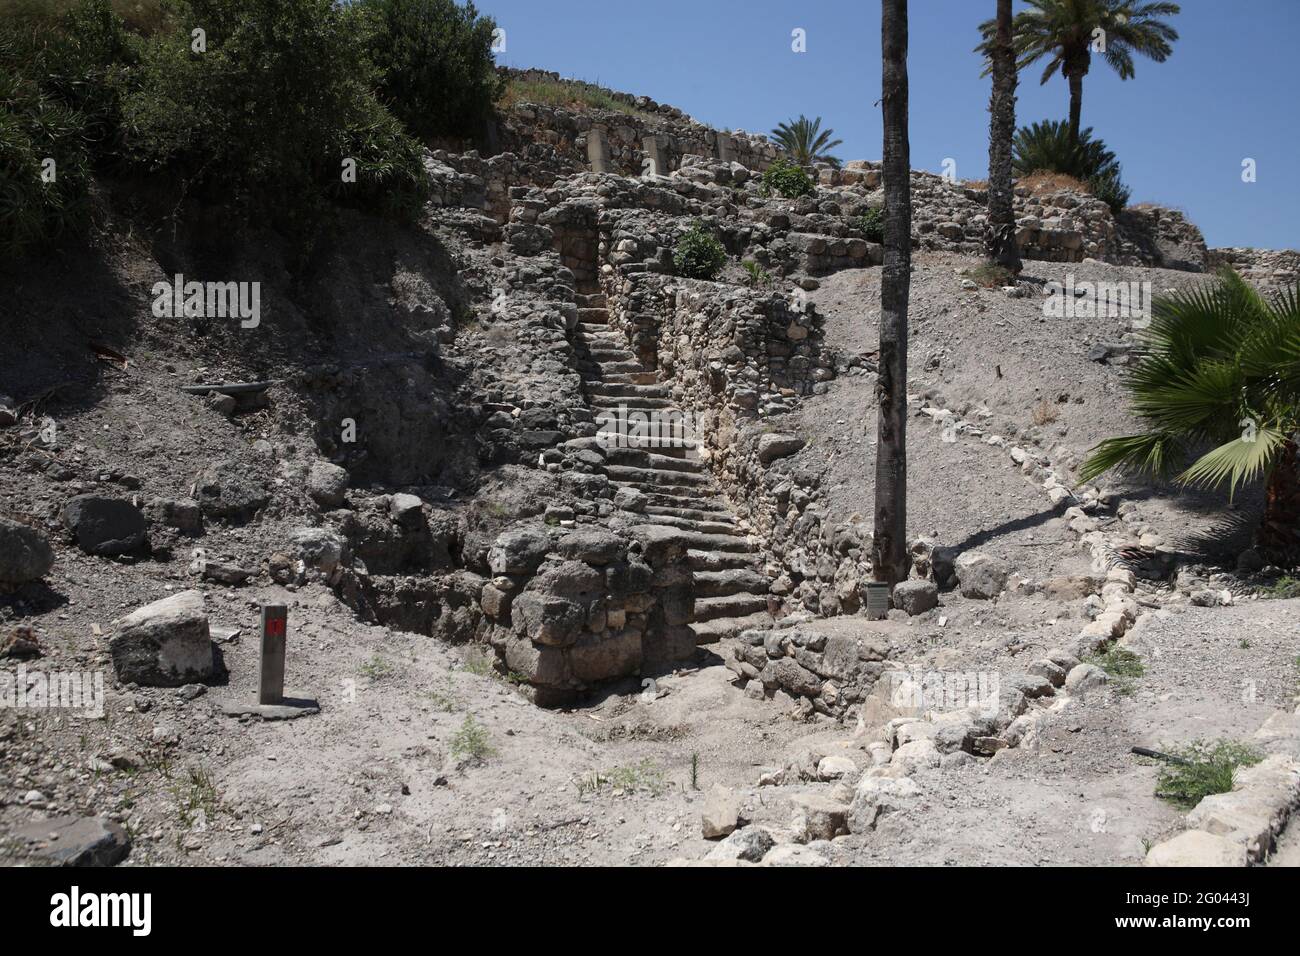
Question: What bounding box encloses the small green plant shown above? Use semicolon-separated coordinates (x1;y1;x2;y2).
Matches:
359;655;395;680
689;752;700;790
856;206;885;242
1087;645;1145;695
672;222;727;280
450;715;495;763
1238;638;1251;649
760;158;816;199
741;260;772;287
171;766;219;829
1153;740;1263;809
426;678;462;713
1262;577;1300;600
462;647;495;677
577;759;666;796
963;262;1015;288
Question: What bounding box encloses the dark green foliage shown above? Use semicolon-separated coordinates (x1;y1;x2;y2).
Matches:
357;0;503;141
673;222;726;281
1013;119;1129;213
857;206;884;242
116;0;429;229
770;115;842;168
760;158;815;199
1154;740;1262;809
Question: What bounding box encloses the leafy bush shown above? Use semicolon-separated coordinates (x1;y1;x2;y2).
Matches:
1153;740;1263;809
1013;119;1130;213
673;222;727;280
760;158;815;199
356;0;503;141
116;0;429;229
856;205;884;242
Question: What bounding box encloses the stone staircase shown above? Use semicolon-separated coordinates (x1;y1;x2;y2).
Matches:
571;285;775;644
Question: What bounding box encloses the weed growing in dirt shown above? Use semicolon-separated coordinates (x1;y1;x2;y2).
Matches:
741;260;773;287
856;206;884;242
690;752;700;790
963;262;1014;288
426;678;462;713
1153;740;1263;809
1086;646;1145;696
171;766;219;829
1031;399;1060;426
450;715;495;763
577;759;667;796
359;656;396;681
462;648;495;677
1262;576;1300;600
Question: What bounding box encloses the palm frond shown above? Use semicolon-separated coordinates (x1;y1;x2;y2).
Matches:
1178;425;1288;499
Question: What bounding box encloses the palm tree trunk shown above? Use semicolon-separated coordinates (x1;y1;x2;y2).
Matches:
1259;439;1300;562
873;0;910;586
1067;67;1084;147
985;0;1021;273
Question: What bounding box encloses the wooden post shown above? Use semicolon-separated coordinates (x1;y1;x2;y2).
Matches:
259;605;287;705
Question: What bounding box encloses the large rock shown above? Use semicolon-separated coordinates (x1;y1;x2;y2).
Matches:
892;579;938;615
756;433;805;465
955;551;1008;599
109;590;214;686
61;496;147;556
849;775;921;833
1144;830;1247;867
0;516;55;585
196;462;269;523
556;528;626;565
307;462;350;509
488;527;553;576
12;815;131;866
290;526;348;576
790;792;850;842
705;826;775;862
1065;662;1108;695
701;784;741;839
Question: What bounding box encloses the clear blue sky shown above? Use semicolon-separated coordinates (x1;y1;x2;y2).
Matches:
479;0;1297;251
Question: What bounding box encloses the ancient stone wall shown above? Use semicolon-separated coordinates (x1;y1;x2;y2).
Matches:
1207;246;1300;286
479;522;696;706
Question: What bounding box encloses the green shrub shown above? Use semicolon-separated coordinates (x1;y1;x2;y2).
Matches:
741;259;772;287
760;158;815;199
672;222;727;280
856;205;884;242
1013;119;1130;214
116;0;429;230
1153;740;1263;809
356;0;503;141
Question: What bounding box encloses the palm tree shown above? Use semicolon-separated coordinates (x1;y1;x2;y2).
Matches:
979;0;1180;147
1080;271;1300;562
769;115;844;169
873;0;911;586
983;0;1021;274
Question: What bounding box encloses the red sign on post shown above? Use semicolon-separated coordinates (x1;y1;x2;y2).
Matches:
259;605;287;706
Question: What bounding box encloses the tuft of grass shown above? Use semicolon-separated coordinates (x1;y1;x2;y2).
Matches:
499;75;649;118
1153;740;1263;809
577;759;667;797
359;656;395;681
449;715;496;763
1031;399;1060;427
462;647;495;677
689;752;700;790
1087;646;1145;696
171;766;218;829
1262;576;1300;600
426;678;462;713
963;262;1014;289
741;260;773;288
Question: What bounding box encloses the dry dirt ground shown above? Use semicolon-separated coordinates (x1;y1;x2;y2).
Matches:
3;251;1297;867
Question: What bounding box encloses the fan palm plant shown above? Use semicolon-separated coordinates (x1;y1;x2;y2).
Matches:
769;115;843;169
1080;270;1300;561
979;0;1180;147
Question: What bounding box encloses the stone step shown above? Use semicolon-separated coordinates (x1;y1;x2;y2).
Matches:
688;548;763;572
578;322;613;335
678;531;757;554
643;490;731;512
603;447;704;473
579;359;651;376
589;396;678;411
633;512;741;536
598;437;697;459
693;593;771;623
689;611;775;645
579;343;637;360
613;478;717;499
576;293;607;308
595;414;693;437
577;309;608;324
587;382;671;400
601;371;660;386
644;503;728;522
693;568;770;598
